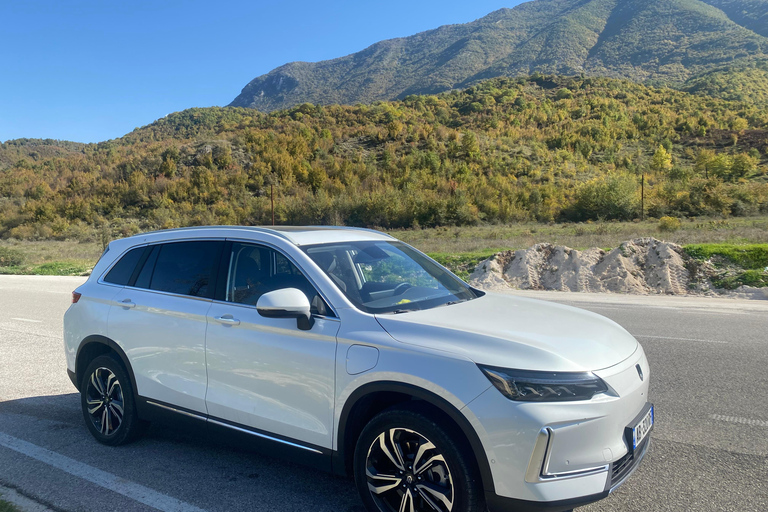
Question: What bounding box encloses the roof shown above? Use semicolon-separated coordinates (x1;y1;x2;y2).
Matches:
125;225;396;246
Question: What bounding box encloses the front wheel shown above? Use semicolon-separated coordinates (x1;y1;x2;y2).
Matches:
81;354;145;445
354;405;483;512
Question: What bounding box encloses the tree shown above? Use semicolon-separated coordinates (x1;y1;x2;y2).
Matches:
650;145;672;174
461;131;480;160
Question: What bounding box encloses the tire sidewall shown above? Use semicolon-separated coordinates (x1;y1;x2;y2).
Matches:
80;354;140;446
353;405;481;512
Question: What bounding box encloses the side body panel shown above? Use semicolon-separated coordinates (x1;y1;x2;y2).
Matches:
205;303;340;448
63;280;122;376
108;288;212;414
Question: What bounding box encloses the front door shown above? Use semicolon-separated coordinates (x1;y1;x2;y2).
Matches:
204;242;339;449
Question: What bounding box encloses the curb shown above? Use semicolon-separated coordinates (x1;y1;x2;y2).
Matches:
0;485;53;512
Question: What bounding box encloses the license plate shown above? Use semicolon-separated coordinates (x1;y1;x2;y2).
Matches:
631;405;654;450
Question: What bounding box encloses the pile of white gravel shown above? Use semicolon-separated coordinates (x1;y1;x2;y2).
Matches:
468;238;767;299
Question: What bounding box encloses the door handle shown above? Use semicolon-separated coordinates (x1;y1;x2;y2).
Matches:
215;315;240;326
119;299;136;309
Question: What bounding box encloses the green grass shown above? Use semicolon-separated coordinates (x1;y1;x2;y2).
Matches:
0;498;20;512
683;244;768;269
428;249;504;281
711;270;768;290
0;240;102;276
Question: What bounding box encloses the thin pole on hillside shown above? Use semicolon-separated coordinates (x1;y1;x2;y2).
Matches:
641;174;645;221
271;184;275;226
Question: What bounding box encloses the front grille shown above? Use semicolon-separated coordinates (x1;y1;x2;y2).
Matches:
610;439;649;490
611;450;635;485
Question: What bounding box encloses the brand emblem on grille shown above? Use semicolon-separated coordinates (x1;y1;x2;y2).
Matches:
636;364;644;381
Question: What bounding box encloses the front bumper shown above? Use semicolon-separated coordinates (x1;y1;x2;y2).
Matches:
464;347;652;508
485;438;651;512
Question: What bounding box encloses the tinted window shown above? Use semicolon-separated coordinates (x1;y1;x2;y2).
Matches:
134;245;160;289
227;243;331;316
146;241;223;298
103;247;145;286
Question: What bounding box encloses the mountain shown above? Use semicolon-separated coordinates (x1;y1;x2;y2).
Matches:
230;0;768;112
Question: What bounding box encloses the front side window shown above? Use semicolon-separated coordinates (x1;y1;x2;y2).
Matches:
226;242;331;316
304;241;479;314
141;241;223;298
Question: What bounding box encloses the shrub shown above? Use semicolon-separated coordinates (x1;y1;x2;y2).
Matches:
658;216;681;232
567;173;639;221
0;246;25;267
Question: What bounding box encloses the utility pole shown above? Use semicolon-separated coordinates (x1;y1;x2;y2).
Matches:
641;174;645;221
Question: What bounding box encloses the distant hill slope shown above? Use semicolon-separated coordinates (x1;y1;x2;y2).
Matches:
682;58;768;107
230;0;768;111
2;75;767;241
0;139;87;171
700;0;768;36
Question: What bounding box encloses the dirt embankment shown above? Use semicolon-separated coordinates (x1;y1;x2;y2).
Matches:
469;238;767;300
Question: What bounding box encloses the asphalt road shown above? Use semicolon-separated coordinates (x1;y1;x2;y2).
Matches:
0;276;766;512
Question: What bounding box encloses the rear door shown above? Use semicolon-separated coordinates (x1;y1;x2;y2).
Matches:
108;240;224;414
204;241;340;449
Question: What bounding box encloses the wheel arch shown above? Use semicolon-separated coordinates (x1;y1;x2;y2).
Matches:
75;335;137;394
334;381;495;494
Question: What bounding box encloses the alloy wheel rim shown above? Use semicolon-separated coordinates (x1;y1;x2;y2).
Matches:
365;427;454;512
85;367;124;436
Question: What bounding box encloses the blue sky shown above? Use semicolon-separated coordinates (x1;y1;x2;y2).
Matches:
0;0;523;144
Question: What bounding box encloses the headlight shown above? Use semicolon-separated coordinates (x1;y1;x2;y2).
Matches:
478;365;609;402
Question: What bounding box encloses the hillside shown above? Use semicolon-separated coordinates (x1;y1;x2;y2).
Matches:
230;0;768;112
0;139;87;171
2;75;767;241
682;58;768;107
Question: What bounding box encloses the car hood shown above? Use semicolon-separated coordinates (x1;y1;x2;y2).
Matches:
375;293;638;372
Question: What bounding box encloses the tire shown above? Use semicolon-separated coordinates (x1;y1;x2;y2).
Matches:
354;403;483;512
80;354;145;446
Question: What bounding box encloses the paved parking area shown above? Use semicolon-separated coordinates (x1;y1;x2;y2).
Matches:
0;276;766;511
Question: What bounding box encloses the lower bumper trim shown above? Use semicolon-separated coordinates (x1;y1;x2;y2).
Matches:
485;490;609;512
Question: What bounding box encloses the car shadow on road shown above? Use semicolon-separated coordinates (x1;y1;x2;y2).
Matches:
0;393;365;512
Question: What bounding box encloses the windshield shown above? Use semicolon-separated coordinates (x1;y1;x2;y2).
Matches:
303;241;480;314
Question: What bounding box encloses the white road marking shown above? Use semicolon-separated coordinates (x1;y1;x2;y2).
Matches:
710;415;768;428
634;334;729;344
10;318;42;323
0;432;207;512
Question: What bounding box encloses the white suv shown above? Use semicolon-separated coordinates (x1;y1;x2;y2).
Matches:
64;226;652;512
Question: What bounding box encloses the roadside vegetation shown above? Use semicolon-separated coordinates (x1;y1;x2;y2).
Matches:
0;498;20;512
684;242;768;290
2;217;766;287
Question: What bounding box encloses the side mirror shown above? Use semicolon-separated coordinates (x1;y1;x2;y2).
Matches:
256;288;314;331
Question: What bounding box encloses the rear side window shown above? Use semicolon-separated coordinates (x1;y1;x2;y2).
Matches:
145;241;223;298
103;247;145;286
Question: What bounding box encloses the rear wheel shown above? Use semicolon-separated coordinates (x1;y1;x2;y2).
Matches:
81;354;145;445
354;405;483;512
